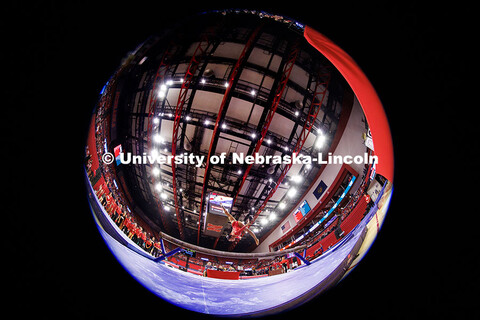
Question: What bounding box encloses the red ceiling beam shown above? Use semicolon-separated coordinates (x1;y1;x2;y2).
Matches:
250;71;331;224
230;69;330;251
197;25;263;245
228;41;300;251
146;47;174;150
231;41;300;208
146;47;175;234
172;37;211;240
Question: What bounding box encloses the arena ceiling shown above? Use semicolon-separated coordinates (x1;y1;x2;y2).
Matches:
111;11;350;252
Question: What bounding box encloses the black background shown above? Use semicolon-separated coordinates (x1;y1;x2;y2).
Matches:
4;1;477;318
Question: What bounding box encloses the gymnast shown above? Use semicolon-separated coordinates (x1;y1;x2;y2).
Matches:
220;204;259;246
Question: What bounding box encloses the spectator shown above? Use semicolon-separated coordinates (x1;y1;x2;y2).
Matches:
152;238;162;257
144;237;153;254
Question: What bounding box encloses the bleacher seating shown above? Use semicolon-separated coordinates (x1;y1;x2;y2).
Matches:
305;195;368;259
340;196;367;235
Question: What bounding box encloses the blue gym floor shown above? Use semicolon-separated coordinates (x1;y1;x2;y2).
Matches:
96;216;365;317
87;174;367;317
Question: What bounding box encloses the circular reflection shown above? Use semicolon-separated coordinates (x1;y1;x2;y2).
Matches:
84;9;393;317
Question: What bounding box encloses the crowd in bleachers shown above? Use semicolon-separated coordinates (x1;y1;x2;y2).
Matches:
89;171;164;258
86;75;166;260
297;174;374;261
164;248;301;277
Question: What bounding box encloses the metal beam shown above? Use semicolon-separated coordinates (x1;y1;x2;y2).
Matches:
143;46;176;234
230;67;330;251
159;231;306;259
197;25;263;244
172;37;212;240
252;71;330;220
231;40;300;215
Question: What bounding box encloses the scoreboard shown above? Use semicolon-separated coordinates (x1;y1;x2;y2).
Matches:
208;193;233;215
203;193;233;238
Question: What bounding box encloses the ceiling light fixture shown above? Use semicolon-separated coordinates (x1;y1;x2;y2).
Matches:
287;188;297;198
153;134;164;143
292;175;302;183
315;135;326;149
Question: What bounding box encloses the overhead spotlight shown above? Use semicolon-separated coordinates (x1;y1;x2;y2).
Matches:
138;56;147;65
250;89;256;96
294;111;299;117
266;139;271;144
287;188;297;198
153;117;160;124
261;218;268;226
269;212;277;221
237;169;242;175
151;149;159;157
252;228;259;233
165;80;174;86
164;206;170;212
185;115;191;121
201;78;206;84
221;123;227;129
153;134;164;143
160;192;168;200
155;182;162;191
204;119;210;126
315;135;326;149
268;177;273;183
224;81;229;88
279;202;286;209
251;132;256;139
291;175;302;183
152;167;160;177
158;84;168;99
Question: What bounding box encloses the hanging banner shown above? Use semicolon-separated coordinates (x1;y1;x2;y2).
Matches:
313;180;328;200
